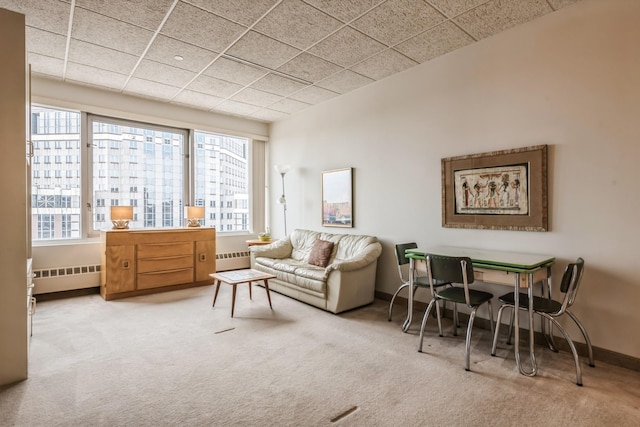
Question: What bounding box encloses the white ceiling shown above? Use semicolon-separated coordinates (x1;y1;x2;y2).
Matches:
1;0;583;123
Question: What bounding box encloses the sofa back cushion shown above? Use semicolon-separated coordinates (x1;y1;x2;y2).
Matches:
289;229;321;261
334;234;378;261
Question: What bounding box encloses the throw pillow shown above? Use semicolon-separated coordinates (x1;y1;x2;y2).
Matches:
308;239;335;268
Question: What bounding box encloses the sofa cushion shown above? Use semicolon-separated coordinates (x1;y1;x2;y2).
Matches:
308;239;334;267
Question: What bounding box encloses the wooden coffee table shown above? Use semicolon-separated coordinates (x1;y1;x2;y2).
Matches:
210;269;276;317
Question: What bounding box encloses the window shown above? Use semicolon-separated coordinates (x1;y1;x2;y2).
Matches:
31;105;81;240
30;105;260;241
193;131;249;232
89;115;187;230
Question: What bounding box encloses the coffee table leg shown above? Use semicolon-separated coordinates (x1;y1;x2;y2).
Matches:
248;281;252;300
212;280;221;307
263;279;273;309
231;284;237;317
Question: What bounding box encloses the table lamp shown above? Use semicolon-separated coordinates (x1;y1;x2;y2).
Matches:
185;206;205;227
110;206;133;229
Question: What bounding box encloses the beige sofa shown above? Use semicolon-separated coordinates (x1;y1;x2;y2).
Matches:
249;229;382;313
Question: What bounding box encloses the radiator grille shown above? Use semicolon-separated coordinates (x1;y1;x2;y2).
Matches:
34;265;101;279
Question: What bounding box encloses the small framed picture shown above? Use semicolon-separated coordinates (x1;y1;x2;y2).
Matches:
322;168;353;228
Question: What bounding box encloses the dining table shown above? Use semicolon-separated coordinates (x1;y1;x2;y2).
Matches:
404;245;555;377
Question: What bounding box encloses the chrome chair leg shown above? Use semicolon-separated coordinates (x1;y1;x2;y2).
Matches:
543;314;583;386
491;304;510;356
566;310;595;367
452;304;459;336
418;299;437;352
465;307;479;371
487;301;495;340
388;282;409;321
506;308;514;345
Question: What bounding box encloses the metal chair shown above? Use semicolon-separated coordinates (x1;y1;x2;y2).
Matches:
388;243;450;331
491;257;594;386
418;254;494;371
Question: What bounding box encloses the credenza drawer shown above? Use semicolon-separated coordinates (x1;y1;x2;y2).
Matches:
138;255;193;274
137;268;194;290
137;242;193;259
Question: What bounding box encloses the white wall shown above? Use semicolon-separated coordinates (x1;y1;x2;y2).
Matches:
269;0;640;359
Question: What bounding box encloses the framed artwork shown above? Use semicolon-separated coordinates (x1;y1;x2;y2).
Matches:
441;145;548;231
322;168;353;228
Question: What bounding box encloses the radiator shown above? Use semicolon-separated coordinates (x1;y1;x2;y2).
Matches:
216;251;251;271
33;264;101;294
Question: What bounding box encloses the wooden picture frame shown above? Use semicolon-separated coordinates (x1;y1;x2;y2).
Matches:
322;168;353;228
442;145;548;231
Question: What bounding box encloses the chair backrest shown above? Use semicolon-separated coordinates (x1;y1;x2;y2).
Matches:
425;253;474;305
394;242;418;283
559;257;585;311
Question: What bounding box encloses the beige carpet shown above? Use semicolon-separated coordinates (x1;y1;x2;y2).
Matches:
1;285;639;426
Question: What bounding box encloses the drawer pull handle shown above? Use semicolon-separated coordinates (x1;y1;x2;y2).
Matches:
122;260;130;269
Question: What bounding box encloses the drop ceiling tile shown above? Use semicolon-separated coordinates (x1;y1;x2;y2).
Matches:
226;31;301;70
203;57;268;86
289;85;339;104
250;73;308;97
268;98;311;114
213;100;262;116
68;39;139;75
27;53;64;79
71;7;154;55
65;63;128;90
316;69;374;94
253;0;342;50
146;35;219;73
395;20;474;63
277;53;342;83
186;75;244;98
230;88;283;107
75;0;174;31
350;49;418;81
454;0;553;40
161;2;247;53
26;27;66;59
303;0;381;23
546;0;583;9
1;0;71;35
308;26;385;68
250;108;289;122
352;0;446;46
426;0;491;18
185;0;279;26
172;90;225;110
124;78;182;101
133;59;197;88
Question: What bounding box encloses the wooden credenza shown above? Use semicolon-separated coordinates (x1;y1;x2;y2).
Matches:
100;228;216;300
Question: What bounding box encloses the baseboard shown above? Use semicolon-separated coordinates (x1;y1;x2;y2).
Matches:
376;290;640;372
36;286;100;301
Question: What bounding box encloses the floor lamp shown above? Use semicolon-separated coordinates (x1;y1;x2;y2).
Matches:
274;164;291;236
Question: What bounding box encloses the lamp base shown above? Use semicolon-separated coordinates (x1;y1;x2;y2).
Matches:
111;220;130;229
187;218;202;227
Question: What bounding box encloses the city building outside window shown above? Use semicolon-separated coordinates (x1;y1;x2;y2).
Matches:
31;105;254;241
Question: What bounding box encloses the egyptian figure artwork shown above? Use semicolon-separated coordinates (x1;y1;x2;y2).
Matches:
454;165;528;215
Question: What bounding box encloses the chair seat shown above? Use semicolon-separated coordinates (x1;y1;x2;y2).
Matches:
498;292;562;314
437;286;493;307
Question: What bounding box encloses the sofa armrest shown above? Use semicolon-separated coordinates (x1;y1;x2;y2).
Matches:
250;238;292;259
327;242;382;273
